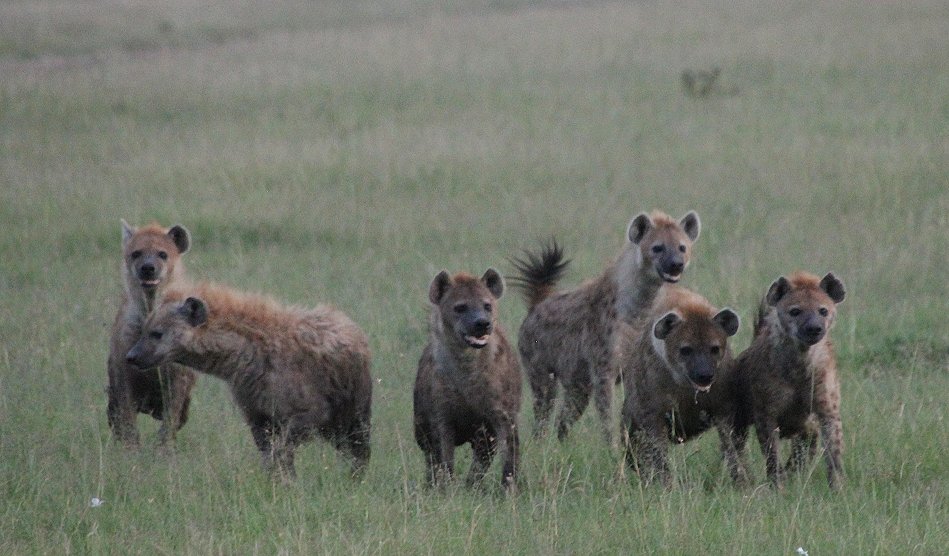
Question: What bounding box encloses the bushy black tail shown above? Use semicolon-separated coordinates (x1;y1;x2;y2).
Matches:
508;240;570;311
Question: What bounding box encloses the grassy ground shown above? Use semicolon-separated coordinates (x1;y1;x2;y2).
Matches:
1;0;947;553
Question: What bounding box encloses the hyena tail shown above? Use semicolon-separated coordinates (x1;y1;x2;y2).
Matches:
508;240;570;311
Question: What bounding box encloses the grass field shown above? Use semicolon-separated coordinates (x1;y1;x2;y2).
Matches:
1;0;947;553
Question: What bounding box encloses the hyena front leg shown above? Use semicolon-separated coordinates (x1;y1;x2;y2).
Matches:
756;418;784;490
819;413;844;490
156;365;193;447
717;421;749;485
106;367;140;448
592;358;619;448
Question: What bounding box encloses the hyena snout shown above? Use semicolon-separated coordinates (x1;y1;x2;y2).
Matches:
654;252;687;283
686;358;716;389
133;257;166;287
460;313;493;349
798;318;826;345
125;342;159;370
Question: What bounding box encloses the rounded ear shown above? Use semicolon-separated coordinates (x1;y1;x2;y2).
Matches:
428;271;452;305
653;311;682;340
121;219;134;247
713;308;740;337
627;213;653;244
820;272;846;304
679;211;701;242
167;225;191;254
481;268;505;299
179;297;208;327
766;276;791;306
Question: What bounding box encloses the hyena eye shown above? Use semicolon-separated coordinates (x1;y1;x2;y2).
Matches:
483;303;493;312
651;245;664;254
678;244;686;253
130;250;142;260
149;331;164;340
679;346;694;357
788;308;802;317
158;251;168;260
818;307;829;317
453;303;468;314
710;346;721;356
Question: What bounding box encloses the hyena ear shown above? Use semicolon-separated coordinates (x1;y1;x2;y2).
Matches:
680;211;701;242
429;271;452;305
481;268;505;299
713;308;740;337
167;225;191;254
766;276;791;306
179;297;208;327
653;311;682;340
121;219;134;248
820;272;846;304
627;213;653;244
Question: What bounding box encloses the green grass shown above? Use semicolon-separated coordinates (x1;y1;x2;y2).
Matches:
1;0;947;553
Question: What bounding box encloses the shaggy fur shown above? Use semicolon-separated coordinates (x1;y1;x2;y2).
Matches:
126;282;372;479
733;271;846;490
620;286;742;486
511;210;700;445
414;269;522;491
106;220;197;448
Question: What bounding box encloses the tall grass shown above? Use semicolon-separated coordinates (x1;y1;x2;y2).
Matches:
1;0;946;553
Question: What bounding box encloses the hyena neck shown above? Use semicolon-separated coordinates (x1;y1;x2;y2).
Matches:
612;246;662;323
180;329;253;381
431;330;493;386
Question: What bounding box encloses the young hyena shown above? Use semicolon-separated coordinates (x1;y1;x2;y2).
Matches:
413;269;522;492
733;272;847;490
621;286;742;486
107;220;197;448
511;211;700;445
126;282;372;479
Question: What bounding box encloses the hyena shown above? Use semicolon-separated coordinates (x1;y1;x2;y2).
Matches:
107;220;197;448
621;286;742;486
126;282;372;479
511;210;700;444
413;269;522;491
733;272;846;490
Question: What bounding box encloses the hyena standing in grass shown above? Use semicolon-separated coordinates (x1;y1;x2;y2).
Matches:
107;220;197;448
413;269;522;492
126;282;372;479
511;211;700;445
733;272;847;490
620;286;743;486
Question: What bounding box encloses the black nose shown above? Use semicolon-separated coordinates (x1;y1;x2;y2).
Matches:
666;261;684;275
472;318;491;335
803;324;824;337
140;264;156;278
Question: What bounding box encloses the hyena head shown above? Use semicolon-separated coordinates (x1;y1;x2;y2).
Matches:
652;302;739;392
766;272;846;347
429;269;504;350
121;219;190;293
126;295;208;369
627;211;700;284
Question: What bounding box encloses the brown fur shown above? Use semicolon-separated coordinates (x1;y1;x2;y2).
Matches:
413;269;522;491
733;271;846;490
106;220;197;448
126;282;372;479
620;287;742;486
512;211;700;445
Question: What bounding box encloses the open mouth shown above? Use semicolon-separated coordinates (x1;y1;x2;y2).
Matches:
464;334;490;349
688;378;713;392
798;333;824;346
139;279;160;289
659;271;682;283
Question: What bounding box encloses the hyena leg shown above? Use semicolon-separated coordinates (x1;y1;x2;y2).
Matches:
343;417;372;479
756;419;783;489
106;370;140;448
819;414;844;491
436;432;456;486
499;422;520;492
556;365;592;441
592;365;618;447
156;365;194;447
528;365;558;437
465;430;496;488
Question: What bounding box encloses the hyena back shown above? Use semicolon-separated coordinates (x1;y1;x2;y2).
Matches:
511;211;700;445
413;269;522;491
734;271;846;490
106;220;197;448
